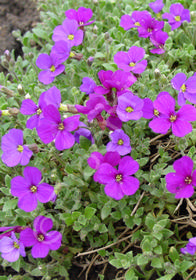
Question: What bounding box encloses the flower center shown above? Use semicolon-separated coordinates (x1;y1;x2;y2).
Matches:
69;51;75;57
148;28;152;33
175;15;181;22
129;62;136;67
13;241;20;249
58;122;65;131
68;34;74;40
180;84;186;92
118;139;124;145
126;106;134;113
37;234;45;242
17;145;23;152
153;109;159;116
37;108;42;115
116;174;122;182
169;114;177;122
184;176;192;185
30;185;37;193
79;21;84;25
50;65;56;72
134;22;140;26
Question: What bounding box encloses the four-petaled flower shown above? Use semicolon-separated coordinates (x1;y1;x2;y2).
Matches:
106;129;132;156
65;7;95;27
165;156;196;199
20;216;62;258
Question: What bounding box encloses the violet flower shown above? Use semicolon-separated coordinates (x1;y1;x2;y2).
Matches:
0;232;26;262
1;129;33;167
171;73;196;106
149;92;196;137
96;156;140;200
137;13;164;38
149;0;164;14
150;30;168;54
106;115;122;131
20;216;62;258
181;238;196;255
51;40;71;64
116;91;144;122
165;156;196;199
74;121;94;144
114;46;147;74
106;129;131;156
20;86;61;129
80;77;96;94
0;226;24;239
162;3;190;30
52;18;84;47
37;104;80;150
36;52;65;85
120;11;150;31
11;166;55;212
94;70;136;97
65;7;95;27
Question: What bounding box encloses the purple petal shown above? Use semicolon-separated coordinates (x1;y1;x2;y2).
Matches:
0;237;14;253
120;15;133;30
170;3;184;16
2;249;20;262
20;228;37;247
95;163;117;184
31;243;49;258
104;181;124;200
131;60;147;74
33;216;53;233
171;73;186;91
128;46;145;63
149;117;171;134
1;150;21;167
173;156;193;177
177;105;196;121
20;99;37;115
172;120;192;137
142;98;154;119
37;119;58;144
63;115;80;131
153;93;175;115
121;176;140;195
104;151;121;167
118;156;139;175
11;176;29;197
55;130;75;150
18;193;38;212
37;183;55;203
1;129;23;151
43;104;61;123
26;115;40;129
44;231;62;250
88;152;104;169
19;146;33;166
38;70;55;85
186;76;196;93
23;166;42;186
36;54;52;69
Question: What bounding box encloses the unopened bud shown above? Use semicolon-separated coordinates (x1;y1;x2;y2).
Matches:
160;74;167;84
69;52;83;61
4;50;11;61
154;68;161;79
191;11;196;21
1;59;9;69
93;0;98;3
8;107;20;116
17;84;25;95
27;143;39;154
93;25;98;33
105;32;110;40
9;59;15;67
87;56;94;66
25;93;31;99
0;86;14;97
1;110;10;116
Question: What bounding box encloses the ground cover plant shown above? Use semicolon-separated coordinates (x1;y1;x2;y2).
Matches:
0;0;196;279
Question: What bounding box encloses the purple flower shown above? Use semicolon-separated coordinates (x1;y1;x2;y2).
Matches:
120;11;150;31
37;105;80;150
52;18;84;47
20;86;61;129
80;77;96;94
165;156;196;199
96;156;140;200
36;52;65;85
148;92;196;137
181;238;196;255
149;0;164;14
106;115;122;131
0;232;25;262
137;13;164;38
51;40;71;63
94;70;136;97
75;94;110;122
162;3;190;30
106;129;131;156
150;30;168;54
116;92;144;122
74;122;94;144
114;46;147;74
1;129;33;167
0;226;24;240
11;166;55;212
171;73;196;106
20;216;62;258
65;7;95;27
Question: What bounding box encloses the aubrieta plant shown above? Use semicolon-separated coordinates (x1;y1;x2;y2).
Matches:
1;0;196;279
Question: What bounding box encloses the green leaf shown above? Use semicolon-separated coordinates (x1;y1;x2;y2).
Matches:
5;174;11;188
157;274;175;280
125;268;138;280
2;199;18;211
101;204;111;220
11;258;21;272
169;246;179;263
151;257;163;268
180;260;193;273
84;206;96;220
137;254;149;266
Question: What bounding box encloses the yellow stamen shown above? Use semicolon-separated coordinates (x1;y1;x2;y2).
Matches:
134;22;140;27
59;104;68;111
30;185;37;193
50;65;55;72
118;139;124;145
175;15;181;22
58;123;64;131
169;114;177;122
69;51;75;57
79;21;84;25
37;108;42;115
17;145;23;152
180;84;186;92
37;234;44;241
153;109;159;116
116;174;122;182
68;34;74;40
126;106;134;113
13;242;20;249
185;177;192;184
129;62;136;67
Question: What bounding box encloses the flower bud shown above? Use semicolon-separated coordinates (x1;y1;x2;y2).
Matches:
87;56;94;66
27;143;39;154
191;11;196;21
17;84;25;95
154;68;161;80
4;50;11;61
8;107;20;116
25;93;31;99
93;25;98;33
0;86;14;97
105;32;110;40
1;59;9;69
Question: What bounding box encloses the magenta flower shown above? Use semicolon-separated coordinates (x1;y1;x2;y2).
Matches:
181;238;196;255
0;232;26;262
65;7;95;27
106;115;122;131
137;13;164;38
150;30;168;54
74;122;94;144
51;40;71;63
165;156;196;199
20;216;62;258
149;92;196;137
20;86;61;129
1;129;33;167
114;46;147;74
0;226;24;239
116;92;144;122
52;18;84;47
37;104;80;150
11;166;55;212
171;73;196;106
80;77;96;94
94;70;136;97
106;129;131;156
96;156;140;200
120;11;150;31
36;52;65;85
149;0;164;14
162;3;190;30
